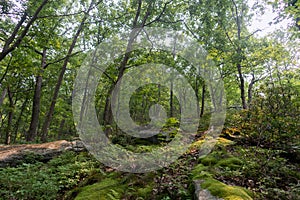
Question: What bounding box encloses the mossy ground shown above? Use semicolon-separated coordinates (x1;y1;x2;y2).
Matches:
200;178;252;200
72;171;156;200
1;131;298;200
73;137;253;200
74;177;124;200
191;138;254;200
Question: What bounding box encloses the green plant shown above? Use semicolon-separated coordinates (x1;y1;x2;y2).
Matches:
0;151;103;200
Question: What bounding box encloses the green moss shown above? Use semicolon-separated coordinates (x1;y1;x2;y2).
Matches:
201;178;253;200
188;136;234;154
191;164;213;180
75;178;124;200
200;156;218;166
192;149;252;200
189;139;205;151
217;137;236;146
136;184;154;198
216;157;243;169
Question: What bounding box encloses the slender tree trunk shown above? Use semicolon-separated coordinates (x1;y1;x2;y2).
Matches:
170;37;177;118
209;84;217;112
79;50;99;129
41;1;96;142
103;0;151;135
195;78;200;117
27;48;46;141
237;63;247;109
0;88;7;129
170;80;174;117
0;88;7;106
195;92;200;117
58;119;66;139
103;88;113;135
13;98;28;143
247;75;256;108
232;0;247;109
0;56;13;85
5;86;14;145
200;84;205;117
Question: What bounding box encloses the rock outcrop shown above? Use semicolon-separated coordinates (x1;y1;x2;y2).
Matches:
194;180;224;200
0;140;85;167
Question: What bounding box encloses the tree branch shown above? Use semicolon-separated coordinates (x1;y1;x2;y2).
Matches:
44;51;83;69
0;0;49;61
144;0;172;26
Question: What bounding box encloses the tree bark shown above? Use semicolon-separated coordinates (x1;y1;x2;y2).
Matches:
5;86;14;145
247;75;255;108
170;80;174;117
13;98;28;143
27;48;47;141
195;77;201;117
200;84;205;117
0;88;7;107
237;63;247;109
232;0;247;109
58;118;66;139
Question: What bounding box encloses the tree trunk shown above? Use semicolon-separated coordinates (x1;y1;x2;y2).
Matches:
170;79;174;117
27;48;46;141
200;84;205;117
103;0;151;135
41;1;96;142
247;75;256;108
13;98;28;143
79;50;99;129
58;119;66;139
237;63;247;109
0;88;7;106
5;86;14;145
195;78;200;117
232;0;247;109
103;88;113;136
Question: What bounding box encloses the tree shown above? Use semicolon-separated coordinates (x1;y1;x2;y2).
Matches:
0;0;49;61
27;1;82;141
40;0;99;142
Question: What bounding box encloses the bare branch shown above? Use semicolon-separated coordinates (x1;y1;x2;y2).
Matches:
0;56;12;84
184;22;201;41
44;51;83;69
0;0;49;61
145;0;173;26
133;0;142;28
244;29;262;39
37;11;85;19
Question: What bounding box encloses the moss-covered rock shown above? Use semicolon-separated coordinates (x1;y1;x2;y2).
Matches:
200;156;218;166
217;137;236;146
189;139;205;150
191;146;252;200
216;157;243;170
75;178;125;200
200;178;253;200
192;163;212;179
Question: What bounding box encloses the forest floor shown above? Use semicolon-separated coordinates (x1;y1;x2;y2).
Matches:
0;130;299;200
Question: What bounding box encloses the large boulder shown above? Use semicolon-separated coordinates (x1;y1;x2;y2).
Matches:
0;140;86;167
194;180;224;200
